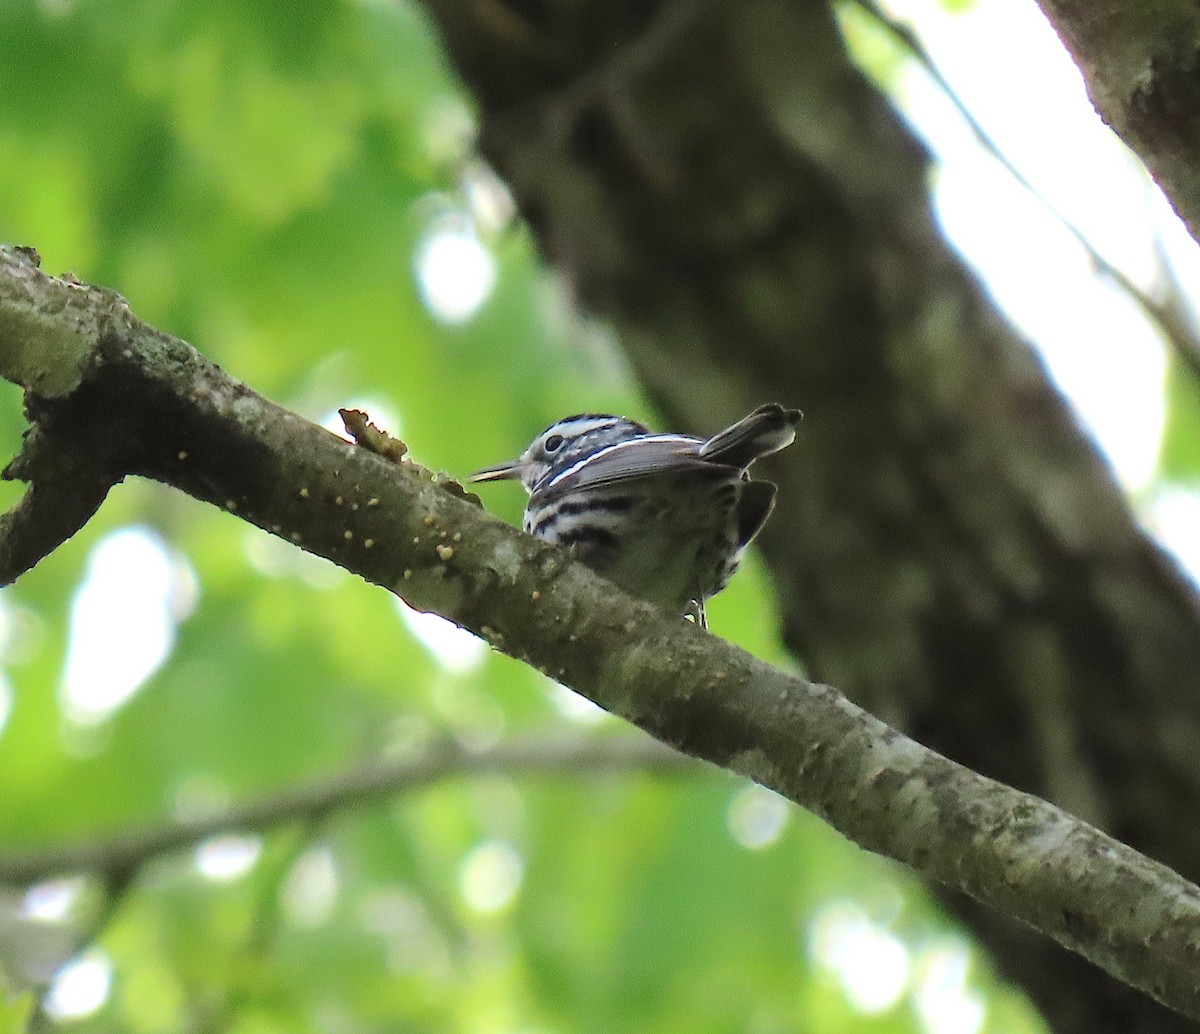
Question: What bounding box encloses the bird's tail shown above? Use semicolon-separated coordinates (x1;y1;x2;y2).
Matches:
698;403;803;469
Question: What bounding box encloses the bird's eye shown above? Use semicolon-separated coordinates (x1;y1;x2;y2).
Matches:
544;434;565;453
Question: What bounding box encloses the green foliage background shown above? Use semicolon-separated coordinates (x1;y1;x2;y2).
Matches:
0;0;1050;1031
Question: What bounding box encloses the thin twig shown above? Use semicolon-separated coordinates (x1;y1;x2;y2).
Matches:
543;0;715;138
851;0;1200;382
0;735;695;886
534;0;720;187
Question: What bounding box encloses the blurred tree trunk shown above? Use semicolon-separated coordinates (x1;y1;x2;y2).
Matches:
419;0;1200;1030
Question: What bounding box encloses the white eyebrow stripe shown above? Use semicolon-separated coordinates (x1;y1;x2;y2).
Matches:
551;416;622;437
545;434;700;488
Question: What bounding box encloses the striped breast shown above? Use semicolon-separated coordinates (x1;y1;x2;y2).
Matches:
525;457;752;613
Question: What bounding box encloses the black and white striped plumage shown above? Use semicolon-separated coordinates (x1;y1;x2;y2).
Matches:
471;404;801;626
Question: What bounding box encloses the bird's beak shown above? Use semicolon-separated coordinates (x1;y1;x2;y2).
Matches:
469;460;524;483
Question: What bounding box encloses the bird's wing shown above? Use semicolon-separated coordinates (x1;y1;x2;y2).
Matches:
539;435;731;496
735;479;777;547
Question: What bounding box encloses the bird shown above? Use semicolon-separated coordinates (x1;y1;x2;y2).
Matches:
470;403;801;628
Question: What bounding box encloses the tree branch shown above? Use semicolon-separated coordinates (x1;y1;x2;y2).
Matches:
0;249;131;582
0;431;116;586
3;246;1200;1021
0;734;692;886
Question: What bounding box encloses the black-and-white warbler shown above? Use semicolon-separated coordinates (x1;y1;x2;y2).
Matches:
471;403;801;627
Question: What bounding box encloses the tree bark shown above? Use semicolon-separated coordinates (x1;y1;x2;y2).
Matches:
416;1;1200;1029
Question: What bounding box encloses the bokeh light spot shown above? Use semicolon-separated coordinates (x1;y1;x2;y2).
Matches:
727;784;790;850
808;901;911;1014
44;949;112;1022
194;834;262;882
61;527;197;726
458;839;523;915
414;215;496;324
914;939;987;1034
20;877;85;923
396;601;488;674
282;844;340;927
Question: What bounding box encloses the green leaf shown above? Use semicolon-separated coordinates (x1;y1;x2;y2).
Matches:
1159;357;1200;482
